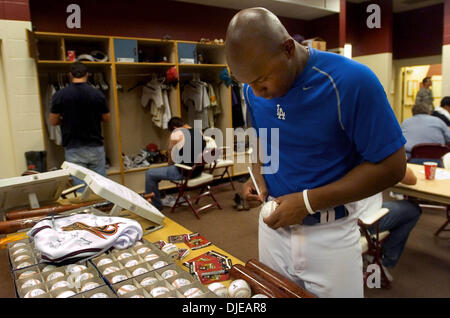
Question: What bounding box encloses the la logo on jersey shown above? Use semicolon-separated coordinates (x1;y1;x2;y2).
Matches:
277;104;286;120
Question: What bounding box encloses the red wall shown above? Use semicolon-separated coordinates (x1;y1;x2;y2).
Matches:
444;0;450;45
28;0;350;49
29;0;308;42
346;2;359;52
308;13;340;49
0;0;30;21
339;0;346;48
393;3;443;59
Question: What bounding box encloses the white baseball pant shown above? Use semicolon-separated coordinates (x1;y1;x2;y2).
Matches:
258;193;382;298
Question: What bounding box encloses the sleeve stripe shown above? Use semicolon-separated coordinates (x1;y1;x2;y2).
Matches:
312;66;345;131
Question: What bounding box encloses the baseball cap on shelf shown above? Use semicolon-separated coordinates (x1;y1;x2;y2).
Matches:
76;54;95;62
146;143;158;153
90;50;108;62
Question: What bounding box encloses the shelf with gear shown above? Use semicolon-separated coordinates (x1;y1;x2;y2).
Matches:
114;38;180;193
29;31;250;194
176;40;236;182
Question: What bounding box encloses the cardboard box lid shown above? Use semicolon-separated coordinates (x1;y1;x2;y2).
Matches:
0;170;70;211
61;161;164;225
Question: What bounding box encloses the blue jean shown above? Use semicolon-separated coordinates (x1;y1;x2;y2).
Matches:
408;158;443;167
65;146;106;190
369;200;421;268
145;165;183;210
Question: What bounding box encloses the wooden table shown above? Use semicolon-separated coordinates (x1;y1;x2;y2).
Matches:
390;163;450;235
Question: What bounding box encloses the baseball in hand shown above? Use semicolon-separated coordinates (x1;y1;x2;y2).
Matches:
260;200;279;219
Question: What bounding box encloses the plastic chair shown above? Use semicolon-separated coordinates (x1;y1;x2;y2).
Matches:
358;208;392;288
170;148;222;219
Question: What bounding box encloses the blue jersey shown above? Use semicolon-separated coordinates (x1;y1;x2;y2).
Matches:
244;48;406;198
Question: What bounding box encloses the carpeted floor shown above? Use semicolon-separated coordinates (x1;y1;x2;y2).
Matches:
162;180;450;298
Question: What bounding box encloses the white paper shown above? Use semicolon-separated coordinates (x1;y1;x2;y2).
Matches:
418;169;450;180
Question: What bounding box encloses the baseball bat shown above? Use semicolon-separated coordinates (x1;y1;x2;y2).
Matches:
230;264;290;298
0;216;44;234
245;259;316;298
1;192;156;234
6;201;111;220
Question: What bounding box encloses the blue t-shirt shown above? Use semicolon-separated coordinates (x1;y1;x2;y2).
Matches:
244;48;406;198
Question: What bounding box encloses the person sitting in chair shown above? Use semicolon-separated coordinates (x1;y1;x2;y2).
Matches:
145;117;206;210
365;167;421;283
431;96;450;127
401;102;450;162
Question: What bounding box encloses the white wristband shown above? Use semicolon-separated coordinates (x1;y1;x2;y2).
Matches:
303;189;315;215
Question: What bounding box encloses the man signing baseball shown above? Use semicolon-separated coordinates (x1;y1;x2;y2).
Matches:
225;8;406;297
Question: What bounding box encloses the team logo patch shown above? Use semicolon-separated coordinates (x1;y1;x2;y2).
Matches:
62;222;123;239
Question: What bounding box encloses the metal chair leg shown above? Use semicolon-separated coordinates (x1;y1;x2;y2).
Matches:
208;186;222;210
171;188;183;213
225;168;235;190
434;206;450;236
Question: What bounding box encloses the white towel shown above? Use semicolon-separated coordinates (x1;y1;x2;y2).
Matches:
28;214;143;263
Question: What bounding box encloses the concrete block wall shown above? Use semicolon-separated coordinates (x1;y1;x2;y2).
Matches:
0;19;44;178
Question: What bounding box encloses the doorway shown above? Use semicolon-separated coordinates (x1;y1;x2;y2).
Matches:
400;64;442;122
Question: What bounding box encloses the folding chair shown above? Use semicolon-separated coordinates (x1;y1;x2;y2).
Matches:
408;143;450;167
170;148;222;219
358;207;391;288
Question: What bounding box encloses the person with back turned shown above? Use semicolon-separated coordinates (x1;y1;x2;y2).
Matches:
50;62;111;188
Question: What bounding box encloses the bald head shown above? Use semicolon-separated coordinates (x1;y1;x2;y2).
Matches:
225;8;306;99
226;8;290;59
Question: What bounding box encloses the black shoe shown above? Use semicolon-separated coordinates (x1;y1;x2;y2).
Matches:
242;199;250;210
233;193;243;211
